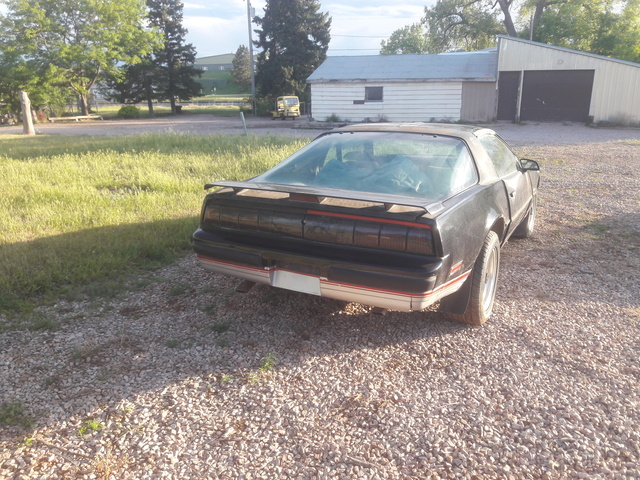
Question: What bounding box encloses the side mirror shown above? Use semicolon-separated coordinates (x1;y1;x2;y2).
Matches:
519;158;540;171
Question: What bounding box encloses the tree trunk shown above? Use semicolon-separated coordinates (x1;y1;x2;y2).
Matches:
145;75;155;117
79;94;90;116
20;91;36;136
496;0;518;37
531;0;549;41
170;96;177;115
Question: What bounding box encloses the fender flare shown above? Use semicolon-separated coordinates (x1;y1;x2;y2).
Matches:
438;216;505;315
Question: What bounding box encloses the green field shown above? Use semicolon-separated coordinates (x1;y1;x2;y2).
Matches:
0;133;308;318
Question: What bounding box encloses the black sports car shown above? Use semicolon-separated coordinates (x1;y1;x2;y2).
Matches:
193;123;540;325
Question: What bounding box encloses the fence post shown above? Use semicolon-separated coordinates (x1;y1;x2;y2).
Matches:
20;91;36;135
240;111;248;136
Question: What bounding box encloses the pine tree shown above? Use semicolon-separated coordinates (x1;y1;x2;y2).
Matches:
104;59;159;114
146;0;202;114
253;0;331;100
231;45;252;92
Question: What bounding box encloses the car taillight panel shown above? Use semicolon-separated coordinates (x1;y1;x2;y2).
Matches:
406;228;433;255
203;203;434;256
379;224;407;251
353;222;380;249
304;217;355;244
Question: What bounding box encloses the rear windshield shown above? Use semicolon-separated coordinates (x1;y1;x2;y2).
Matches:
253;131;478;201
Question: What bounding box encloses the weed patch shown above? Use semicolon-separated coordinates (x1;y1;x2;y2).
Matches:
209;322;230;334
259;353;277;372
77;418;105;437
0;401;35;429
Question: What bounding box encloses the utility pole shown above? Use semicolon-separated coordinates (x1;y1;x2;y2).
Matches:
246;0;257;116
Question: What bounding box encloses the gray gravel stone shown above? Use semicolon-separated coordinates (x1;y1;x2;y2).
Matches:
1;122;639;479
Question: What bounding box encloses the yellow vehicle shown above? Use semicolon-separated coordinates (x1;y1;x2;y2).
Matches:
271;96;300;120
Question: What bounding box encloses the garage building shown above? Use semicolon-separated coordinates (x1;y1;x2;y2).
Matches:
497;36;640;124
307;36;640;125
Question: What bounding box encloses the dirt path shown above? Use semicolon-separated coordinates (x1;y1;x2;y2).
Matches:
0;114;316;138
2;113;639;146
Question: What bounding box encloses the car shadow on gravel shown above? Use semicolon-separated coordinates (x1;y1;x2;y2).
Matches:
0;250;463;438
2;211;639;450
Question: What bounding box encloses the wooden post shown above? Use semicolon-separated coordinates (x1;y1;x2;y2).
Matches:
20;91;36;135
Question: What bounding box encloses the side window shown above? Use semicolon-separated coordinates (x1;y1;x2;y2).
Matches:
480;135;519;177
365;86;383;102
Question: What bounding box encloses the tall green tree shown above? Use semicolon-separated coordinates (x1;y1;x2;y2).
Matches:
533;0;640;62
231;45;252;91
254;0;331;99
380;23;429;55
612;0;640;62
146;0;203;114
422;0;504;53
0;55;69;117
384;0;640;62
0;50;38;115
103;58;159;114
0;0;158;115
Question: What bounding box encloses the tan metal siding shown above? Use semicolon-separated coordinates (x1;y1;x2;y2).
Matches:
461;82;497;122
498;37;640;123
310;82;463;122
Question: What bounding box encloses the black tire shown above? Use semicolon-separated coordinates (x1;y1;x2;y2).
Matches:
513;195;537;238
448;231;500;326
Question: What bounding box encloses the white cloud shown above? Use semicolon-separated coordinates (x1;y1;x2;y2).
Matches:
184;15;250;57
183;2;208;10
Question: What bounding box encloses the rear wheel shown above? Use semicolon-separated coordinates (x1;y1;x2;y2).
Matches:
448;231;500;326
513;195;537;238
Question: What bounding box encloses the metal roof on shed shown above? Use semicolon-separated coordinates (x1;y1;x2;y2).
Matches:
307;50;497;83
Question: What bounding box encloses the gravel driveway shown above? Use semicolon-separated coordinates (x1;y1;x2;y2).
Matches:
1;120;639;479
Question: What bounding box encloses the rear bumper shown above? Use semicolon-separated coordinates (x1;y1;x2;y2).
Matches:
193;230;468;312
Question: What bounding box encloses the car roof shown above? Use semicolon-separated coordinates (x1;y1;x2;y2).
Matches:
327;122;496;141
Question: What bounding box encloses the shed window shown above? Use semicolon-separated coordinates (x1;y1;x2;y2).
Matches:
365;87;383;102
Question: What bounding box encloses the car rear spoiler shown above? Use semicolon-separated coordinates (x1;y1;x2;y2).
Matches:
205;180;445;215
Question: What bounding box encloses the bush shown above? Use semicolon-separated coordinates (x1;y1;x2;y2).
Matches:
117;105;140;119
325;113;342;122
255;97;276;117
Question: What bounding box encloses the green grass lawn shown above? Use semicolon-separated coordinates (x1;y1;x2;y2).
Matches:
0;133;309;318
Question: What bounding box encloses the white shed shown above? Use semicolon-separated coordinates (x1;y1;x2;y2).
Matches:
307;37;640;125
306;51;498;123
497;36;640;124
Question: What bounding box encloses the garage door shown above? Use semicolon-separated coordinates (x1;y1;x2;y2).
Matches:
520;70;595;122
497;71;521;121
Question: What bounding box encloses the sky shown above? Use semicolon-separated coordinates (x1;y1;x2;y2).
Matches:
183;0;435;58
